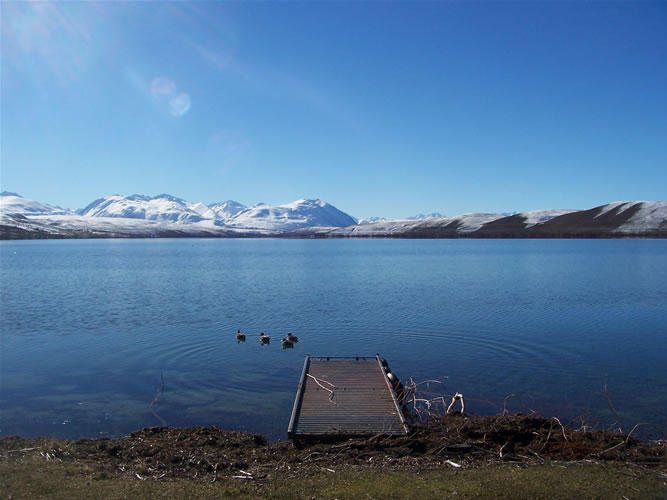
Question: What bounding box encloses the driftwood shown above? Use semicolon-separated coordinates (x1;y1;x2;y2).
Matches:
447;393;465;414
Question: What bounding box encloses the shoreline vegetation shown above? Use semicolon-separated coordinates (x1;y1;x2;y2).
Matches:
2;414;665;498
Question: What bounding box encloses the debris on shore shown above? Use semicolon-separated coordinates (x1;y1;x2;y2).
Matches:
1;414;665;481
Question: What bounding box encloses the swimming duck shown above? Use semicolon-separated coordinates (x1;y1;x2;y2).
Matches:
259;332;270;344
286;332;299;343
235;330;246;342
281;337;294;349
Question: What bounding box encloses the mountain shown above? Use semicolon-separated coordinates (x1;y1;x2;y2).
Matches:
77;194;209;223
357;216;387;225
294;202;667;238
2;193;665;239
357;213;444;225
407;212;444;220
227;199;357;231
0;192;71;215
0;193;357;238
208;200;248;220
312;212;505;237
73;194;355;230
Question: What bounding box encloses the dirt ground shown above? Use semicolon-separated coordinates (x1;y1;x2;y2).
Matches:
1;414;665;482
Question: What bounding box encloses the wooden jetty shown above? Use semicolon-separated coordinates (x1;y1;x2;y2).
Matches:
287;355;409;439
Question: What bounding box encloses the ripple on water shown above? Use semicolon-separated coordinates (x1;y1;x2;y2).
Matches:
1;239;666;441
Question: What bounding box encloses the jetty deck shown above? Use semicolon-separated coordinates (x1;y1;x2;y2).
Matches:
287;355;408;439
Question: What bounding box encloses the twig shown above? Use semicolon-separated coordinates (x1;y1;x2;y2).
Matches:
149;372;167;427
303;451;324;461
447;393;465;414
469;444;497;456
412;379;444;389
306;374;338;405
306;374;336;389
604;383;626;434
598;422;651;455
502;394;516;416
538;420;554;452
553;417;568;441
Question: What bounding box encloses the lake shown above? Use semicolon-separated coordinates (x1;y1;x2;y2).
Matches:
1;238;665;442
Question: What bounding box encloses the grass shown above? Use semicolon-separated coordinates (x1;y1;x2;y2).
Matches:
1;457;665;499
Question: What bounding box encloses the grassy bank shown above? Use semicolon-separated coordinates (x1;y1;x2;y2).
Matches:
1;457;664;499
2;415;665;498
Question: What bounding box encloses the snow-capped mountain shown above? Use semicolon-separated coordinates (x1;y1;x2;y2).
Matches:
0;191;71;215
77;194;210;224
357;213;444;225
227;199;357;231
616;201;667;233
296;201;667;238
73;194;355;230
407;212;444;220
357;216;387;225
519;209;578;228
1;193;665;239
319;213;505;237
209;200;248;220
0;192;358;238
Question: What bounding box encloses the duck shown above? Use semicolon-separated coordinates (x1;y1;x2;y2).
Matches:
286;332;299;343
235;330;246;342
259;332;270;345
281;337;294;349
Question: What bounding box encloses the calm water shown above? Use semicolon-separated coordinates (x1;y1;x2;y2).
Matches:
1;239;666;441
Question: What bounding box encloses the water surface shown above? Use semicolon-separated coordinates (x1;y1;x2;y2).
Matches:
1;239;665;441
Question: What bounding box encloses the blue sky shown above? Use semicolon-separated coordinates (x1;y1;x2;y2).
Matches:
2;1;665;219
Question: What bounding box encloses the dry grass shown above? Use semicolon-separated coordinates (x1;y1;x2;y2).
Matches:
1;456;665;499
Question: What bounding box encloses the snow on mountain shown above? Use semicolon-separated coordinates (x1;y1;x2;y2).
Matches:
357;216;387;225
189;201;217;220
588;200;667;233
324;213;504;237
208;200;247;220
616;201;667;233
326;218;420;236
354;213;443;226
26;214;244;237
78;194;209;223
0;192;71;215
0;193;358;237
407;213;444;220
3;192;666;239
594;201;636;219
442;213;505;232
519;209;579;227
227;199;357;231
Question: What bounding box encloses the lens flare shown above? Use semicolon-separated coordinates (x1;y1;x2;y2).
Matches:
148;76;191;117
168;93;191;117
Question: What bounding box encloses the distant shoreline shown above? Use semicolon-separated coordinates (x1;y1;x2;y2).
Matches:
2;230;666;241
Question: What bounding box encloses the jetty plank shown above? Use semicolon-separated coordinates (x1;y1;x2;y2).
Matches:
288;355;408;438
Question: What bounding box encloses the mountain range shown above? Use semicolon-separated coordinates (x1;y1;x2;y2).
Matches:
1;192;665;239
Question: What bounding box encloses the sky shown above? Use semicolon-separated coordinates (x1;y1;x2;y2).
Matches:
1;1;666;219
